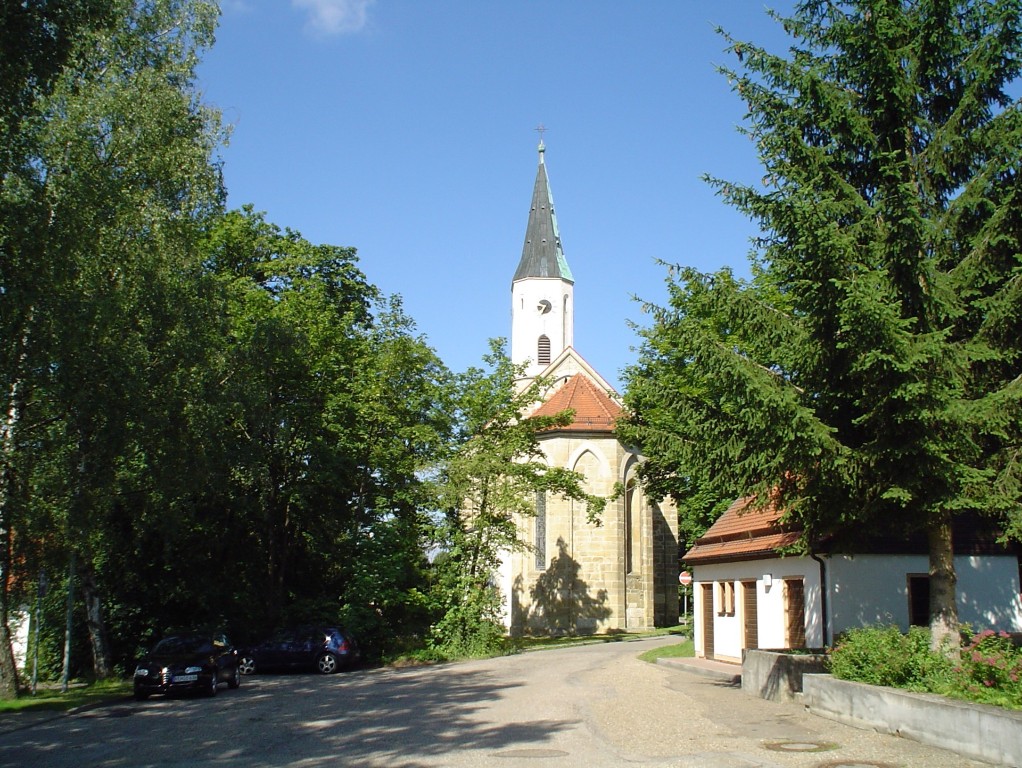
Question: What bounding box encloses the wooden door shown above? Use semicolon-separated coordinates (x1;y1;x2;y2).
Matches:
784;578;806;648
700;583;715;659
742;580;758;651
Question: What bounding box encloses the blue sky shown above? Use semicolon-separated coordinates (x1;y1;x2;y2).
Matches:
197;1;796;390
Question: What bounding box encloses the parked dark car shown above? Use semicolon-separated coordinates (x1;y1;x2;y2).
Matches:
133;632;241;700
239;626;358;675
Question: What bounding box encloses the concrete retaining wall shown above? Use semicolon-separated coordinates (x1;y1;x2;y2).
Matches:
802;674;1022;766
741;649;828;702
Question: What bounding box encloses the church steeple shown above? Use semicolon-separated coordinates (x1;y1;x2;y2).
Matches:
512;140;574;284
511;138;575;378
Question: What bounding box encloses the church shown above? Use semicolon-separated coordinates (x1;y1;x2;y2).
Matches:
497;140;679;636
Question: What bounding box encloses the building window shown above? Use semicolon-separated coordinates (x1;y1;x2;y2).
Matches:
534;491;546;569
537;335;551;365
625;479;640;574
716;581;735;616
908;575;930;627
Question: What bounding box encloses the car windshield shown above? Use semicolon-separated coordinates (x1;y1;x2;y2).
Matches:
153;636;213;655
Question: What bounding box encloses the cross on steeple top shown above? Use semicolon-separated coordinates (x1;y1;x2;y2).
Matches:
535;124;547;161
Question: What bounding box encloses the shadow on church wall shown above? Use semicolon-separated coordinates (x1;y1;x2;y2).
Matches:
652;503;680;626
515;537;611;636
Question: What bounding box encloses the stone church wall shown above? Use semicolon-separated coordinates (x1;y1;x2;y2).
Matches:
505;432;679;636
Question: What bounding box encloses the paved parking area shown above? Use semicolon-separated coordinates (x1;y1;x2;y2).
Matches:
0;637;1000;767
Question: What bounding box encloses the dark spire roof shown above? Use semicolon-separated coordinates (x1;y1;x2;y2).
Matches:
513;141;574;285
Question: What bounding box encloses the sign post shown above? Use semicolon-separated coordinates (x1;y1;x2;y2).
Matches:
678;570;692;621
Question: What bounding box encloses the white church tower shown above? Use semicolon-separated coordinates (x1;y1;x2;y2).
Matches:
510;140;574;379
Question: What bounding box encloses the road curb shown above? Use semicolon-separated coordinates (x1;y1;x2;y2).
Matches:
656;657;741;685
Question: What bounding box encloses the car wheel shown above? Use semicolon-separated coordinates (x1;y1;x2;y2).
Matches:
228;664;241;689
316;652;339;674
238;656;256;675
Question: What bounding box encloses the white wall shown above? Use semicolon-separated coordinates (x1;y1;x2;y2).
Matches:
693;558;823;661
693;554;1022;659
510;278;573;378
828;554;1022;634
497;547;515;630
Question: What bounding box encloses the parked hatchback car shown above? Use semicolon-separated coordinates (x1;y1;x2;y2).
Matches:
133;632;241;699
239;626;358;675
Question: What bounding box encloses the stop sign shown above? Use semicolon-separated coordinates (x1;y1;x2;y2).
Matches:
679;570;692;586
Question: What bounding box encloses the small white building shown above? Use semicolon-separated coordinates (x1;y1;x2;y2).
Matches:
685;497;1022;663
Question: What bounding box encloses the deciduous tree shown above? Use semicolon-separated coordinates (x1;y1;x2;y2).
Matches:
431;341;604;655
0;0;224;686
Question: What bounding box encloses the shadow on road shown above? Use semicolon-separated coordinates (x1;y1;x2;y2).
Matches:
0;664;578;768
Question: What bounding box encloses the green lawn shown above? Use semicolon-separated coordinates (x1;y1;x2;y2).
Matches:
0;680;132;714
516;625;688;653
637;638;694;663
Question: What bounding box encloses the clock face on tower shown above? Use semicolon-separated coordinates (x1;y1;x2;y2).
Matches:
537;299;552;314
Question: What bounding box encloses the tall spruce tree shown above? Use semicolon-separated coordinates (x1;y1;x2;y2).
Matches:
620;0;1022;651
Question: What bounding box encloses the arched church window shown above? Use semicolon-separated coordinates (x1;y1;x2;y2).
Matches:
625;479;639;574
535;491;546;569
537;335;551;365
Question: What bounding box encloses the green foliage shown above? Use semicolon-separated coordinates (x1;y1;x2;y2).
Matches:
0;0;226;692
829;625;1022;709
338;516;438;661
428;341;605;657
954;629;1022;708
1;1;457;683
620;0;1022;645
428;580;512;659
829;625;953;689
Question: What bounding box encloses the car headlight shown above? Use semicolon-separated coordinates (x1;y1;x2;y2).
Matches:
184;666;202;674
134;667;149;677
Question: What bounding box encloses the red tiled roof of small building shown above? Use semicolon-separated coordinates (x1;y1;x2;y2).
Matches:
683;495;802;564
530;373;620;433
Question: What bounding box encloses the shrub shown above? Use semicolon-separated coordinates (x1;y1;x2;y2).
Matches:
828;625;1022;709
829;625;950;690
427;585;512;659
951;629;1022;709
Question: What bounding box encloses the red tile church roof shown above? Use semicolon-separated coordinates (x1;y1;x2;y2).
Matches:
530;373;621;433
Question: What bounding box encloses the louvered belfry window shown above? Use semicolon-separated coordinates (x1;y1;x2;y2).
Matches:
537;335;551;365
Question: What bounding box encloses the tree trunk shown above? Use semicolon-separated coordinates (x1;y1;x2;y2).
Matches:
264;487;289;628
60;551;75;692
0;621;18;699
0;526;19;699
928;512;959;655
79;559;113;679
0;374;27;699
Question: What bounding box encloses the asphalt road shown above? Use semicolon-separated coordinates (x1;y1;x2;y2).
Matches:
0;636;994;767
